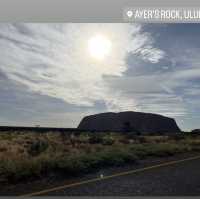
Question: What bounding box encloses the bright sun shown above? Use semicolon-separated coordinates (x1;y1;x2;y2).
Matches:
88;35;112;60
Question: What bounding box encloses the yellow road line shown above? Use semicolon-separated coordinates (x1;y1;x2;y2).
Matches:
20;155;200;197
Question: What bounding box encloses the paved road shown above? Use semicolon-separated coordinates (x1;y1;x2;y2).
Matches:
40;157;200;196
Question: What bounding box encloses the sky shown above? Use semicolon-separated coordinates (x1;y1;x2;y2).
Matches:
0;23;199;131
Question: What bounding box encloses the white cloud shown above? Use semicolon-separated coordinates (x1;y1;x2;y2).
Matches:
138;46;165;63
105;74;187;117
0;23;165;111
172;68;200;80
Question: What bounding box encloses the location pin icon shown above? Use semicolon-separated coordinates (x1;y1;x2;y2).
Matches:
127;10;133;18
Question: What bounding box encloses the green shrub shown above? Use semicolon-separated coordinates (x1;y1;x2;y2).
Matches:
129;143;188;158
78;134;89;144
102;136;115;145
125;133;138;140
57;148;138;174
0;133;14;141
89;134;103;144
119;138;130;144
98;148;138;166
0;159;42;182
57;154;101;174
27;140;49;156
138;136;147;143
130;144;149;158
58;156;85;174
171;134;185;141
143;143;185;157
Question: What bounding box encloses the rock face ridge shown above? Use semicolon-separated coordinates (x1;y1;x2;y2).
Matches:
78;111;181;134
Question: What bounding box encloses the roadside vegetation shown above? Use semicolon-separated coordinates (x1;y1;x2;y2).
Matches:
0;131;200;184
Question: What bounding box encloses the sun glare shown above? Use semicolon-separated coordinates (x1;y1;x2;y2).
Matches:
88;35;112;60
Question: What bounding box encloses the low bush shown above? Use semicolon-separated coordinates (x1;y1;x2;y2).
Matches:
146;144;176;157
103;148;136;165
119;138;130;144
0;158;41;182
124;133;138;140
138;136;147;143
170;134;185;141
89;134;103;144
27;140;49;156
130;143;189;158
102;136;115;145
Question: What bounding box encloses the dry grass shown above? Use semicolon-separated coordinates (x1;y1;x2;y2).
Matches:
0;131;199;184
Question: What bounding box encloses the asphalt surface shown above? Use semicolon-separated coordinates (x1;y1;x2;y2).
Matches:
43;157;200;196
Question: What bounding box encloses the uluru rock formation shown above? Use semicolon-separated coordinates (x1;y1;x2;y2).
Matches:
78;111;181;134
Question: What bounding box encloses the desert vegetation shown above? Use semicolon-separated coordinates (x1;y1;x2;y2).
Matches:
0;131;200;184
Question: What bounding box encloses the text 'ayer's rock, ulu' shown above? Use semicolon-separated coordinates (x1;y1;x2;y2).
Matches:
77;111;181;134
